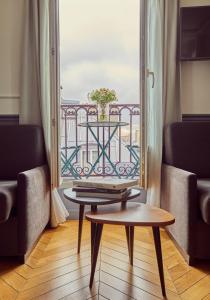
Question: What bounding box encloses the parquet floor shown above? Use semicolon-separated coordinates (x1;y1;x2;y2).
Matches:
1;221;210;300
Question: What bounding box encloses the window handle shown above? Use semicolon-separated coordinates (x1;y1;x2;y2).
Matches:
147;69;155;88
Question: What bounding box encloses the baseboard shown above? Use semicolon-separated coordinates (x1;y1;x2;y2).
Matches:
19;224;49;264
164;228;195;265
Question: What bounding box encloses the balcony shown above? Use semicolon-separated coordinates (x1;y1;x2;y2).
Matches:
60;103;140;179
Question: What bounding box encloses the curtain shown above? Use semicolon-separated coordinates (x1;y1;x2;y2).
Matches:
146;0;181;206
163;1;181;124
20;0;69;227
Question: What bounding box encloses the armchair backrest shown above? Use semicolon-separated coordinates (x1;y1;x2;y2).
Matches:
164;122;210;178
0;125;46;180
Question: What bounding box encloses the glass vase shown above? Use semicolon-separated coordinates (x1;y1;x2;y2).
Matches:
98;103;108;122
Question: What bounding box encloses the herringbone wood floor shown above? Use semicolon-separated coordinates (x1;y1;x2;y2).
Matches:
1;221;210;300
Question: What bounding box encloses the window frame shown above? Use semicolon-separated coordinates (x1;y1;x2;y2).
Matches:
50;0;147;188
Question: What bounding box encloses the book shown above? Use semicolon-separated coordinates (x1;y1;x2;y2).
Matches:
72;178;138;190
76;189;131;199
72;187;126;194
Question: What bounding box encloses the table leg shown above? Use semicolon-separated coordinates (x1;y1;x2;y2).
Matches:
86;125;121;178
89;223;103;288
91;206;97;264
152;226;166;297
61;147;81;179
125;226;134;265
125;226;130;257
121;201;127;209
91;223;96;265
77;205;85;254
129;226;134;265
126;163;137;179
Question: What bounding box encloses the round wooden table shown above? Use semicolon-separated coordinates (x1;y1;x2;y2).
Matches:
85;202;175;297
63;188;141;253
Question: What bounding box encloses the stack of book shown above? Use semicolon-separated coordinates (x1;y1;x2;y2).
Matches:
72;178;138;199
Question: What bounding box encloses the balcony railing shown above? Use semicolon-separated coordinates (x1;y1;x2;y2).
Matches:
60;103;140;178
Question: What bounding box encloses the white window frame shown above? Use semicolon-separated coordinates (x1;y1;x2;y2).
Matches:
50;0;147;188
49;0;61;187
140;0;147;188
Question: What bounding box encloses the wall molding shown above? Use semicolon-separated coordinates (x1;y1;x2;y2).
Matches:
182;114;210;122
0;115;19;125
0;95;20;99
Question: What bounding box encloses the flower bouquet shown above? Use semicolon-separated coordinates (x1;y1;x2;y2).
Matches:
88;88;118;121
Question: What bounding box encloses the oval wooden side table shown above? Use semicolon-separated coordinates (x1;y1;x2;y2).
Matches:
63;188;140;254
85;202;175;297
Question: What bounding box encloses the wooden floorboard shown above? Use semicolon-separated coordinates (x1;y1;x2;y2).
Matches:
0;221;210;299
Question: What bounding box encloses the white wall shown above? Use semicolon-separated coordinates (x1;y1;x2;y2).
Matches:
180;0;210;114
0;0;24;115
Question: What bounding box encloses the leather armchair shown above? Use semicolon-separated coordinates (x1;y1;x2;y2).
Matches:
0;125;50;262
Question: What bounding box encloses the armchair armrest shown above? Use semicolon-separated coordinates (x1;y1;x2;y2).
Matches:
17;165;50;254
161;164;197;255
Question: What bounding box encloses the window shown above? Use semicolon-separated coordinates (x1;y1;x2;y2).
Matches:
58;0;145;185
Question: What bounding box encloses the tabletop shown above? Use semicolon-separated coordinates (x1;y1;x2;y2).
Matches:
63;188;141;206
85;202;175;226
78;121;128;128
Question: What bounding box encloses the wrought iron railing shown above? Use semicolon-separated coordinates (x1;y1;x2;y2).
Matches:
60;103;140;178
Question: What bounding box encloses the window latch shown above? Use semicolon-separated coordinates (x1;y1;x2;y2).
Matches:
146;69;155;88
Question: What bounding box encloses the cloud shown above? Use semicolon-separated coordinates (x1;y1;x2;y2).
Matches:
59;0;139;104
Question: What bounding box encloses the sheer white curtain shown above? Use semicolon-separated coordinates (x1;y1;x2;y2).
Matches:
20;0;69;227
146;0;181;206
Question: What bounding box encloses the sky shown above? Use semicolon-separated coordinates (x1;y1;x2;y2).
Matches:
59;0;140;104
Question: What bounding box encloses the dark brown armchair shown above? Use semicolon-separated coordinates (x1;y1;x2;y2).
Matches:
0;125;50;262
161;122;210;265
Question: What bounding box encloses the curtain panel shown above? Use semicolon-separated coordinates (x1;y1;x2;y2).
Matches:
146;0;181;206
20;0;69;227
